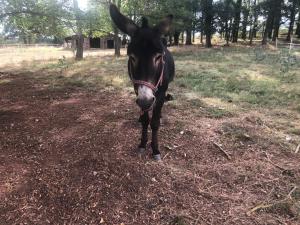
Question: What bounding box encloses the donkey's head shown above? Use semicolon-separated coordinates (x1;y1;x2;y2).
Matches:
109;4;173;111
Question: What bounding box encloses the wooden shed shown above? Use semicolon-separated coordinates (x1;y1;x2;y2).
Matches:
64;34;121;50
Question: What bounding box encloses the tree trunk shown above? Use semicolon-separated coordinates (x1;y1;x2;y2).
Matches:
241;1;250;40
23;35;27;44
114;28;120;57
262;4;275;45
73;0;83;60
232;0;242;42
272;0;282;41
113;0;121;57
181;32;184;44
200;15;204;44
76;35;84;60
286;0;297;41
267;15;274;39
229;18;233;40
192;30;195;43
185;29;192;45
203;0;213;48
225;21;230;46
200;32;203;44
174;31;180;45
252;2;258;39
296;12;300;38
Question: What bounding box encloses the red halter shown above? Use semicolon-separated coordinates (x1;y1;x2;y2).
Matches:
128;52;165;94
128;52;166;114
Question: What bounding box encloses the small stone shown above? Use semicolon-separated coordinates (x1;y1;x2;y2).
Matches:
286;135;292;141
180;131;184;135
151;177;157;182
93;171;97;176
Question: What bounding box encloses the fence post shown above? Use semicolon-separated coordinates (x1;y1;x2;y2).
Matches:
289;37;293;54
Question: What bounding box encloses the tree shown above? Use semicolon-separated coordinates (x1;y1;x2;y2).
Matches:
241;0;250;40
215;0;234;45
112;0;121;56
202;0;214;47
296;7;300;37
73;0;84;60
183;0;199;45
249;0;258;44
272;0;283;41
232;0;242;42
0;0;68;43
286;0;297;41
262;0;275;45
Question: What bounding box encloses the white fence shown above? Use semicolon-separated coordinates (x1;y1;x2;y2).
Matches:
275;38;300;53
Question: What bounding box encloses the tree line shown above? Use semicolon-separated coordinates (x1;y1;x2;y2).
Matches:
1;0;300;60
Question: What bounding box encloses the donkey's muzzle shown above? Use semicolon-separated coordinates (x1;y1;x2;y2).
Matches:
136;97;155;111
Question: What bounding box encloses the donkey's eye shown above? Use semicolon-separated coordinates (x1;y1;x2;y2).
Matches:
155;54;162;63
129;55;136;63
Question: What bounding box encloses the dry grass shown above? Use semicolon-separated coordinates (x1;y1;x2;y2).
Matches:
0;46;126;68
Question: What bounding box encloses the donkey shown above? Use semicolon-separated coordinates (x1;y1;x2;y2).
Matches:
109;4;175;161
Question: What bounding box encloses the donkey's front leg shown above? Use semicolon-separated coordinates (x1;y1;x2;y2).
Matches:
138;112;149;154
150;97;164;161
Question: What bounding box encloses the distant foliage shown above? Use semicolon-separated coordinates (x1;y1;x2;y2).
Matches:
1;0;299;50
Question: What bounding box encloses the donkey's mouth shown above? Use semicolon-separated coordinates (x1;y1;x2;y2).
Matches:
136;97;156;111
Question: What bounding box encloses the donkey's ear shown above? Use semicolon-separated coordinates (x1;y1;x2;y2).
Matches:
109;4;138;36
154;15;173;35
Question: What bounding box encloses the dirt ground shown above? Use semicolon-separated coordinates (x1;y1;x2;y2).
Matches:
0;57;300;224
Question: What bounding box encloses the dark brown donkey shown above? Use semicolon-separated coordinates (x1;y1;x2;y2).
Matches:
109;4;175;161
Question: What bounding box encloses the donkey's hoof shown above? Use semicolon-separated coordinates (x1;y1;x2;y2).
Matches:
137;147;146;155
153;154;161;161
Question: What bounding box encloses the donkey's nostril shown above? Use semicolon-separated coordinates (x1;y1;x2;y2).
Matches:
136;98;155;110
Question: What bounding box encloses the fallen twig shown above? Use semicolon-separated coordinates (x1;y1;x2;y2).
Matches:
247;186;298;216
287;186;298;199
295;144;300;154
265;152;288;171
212;141;231;160
246;203;275;216
163;152;171;160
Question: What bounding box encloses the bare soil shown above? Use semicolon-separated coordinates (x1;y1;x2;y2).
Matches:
0;70;300;225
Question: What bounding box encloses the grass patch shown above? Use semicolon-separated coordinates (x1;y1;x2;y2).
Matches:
183;97;235;118
171;216;188;225
173;47;300;110
205;107;234;118
220;122;253;142
289;128;300;136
